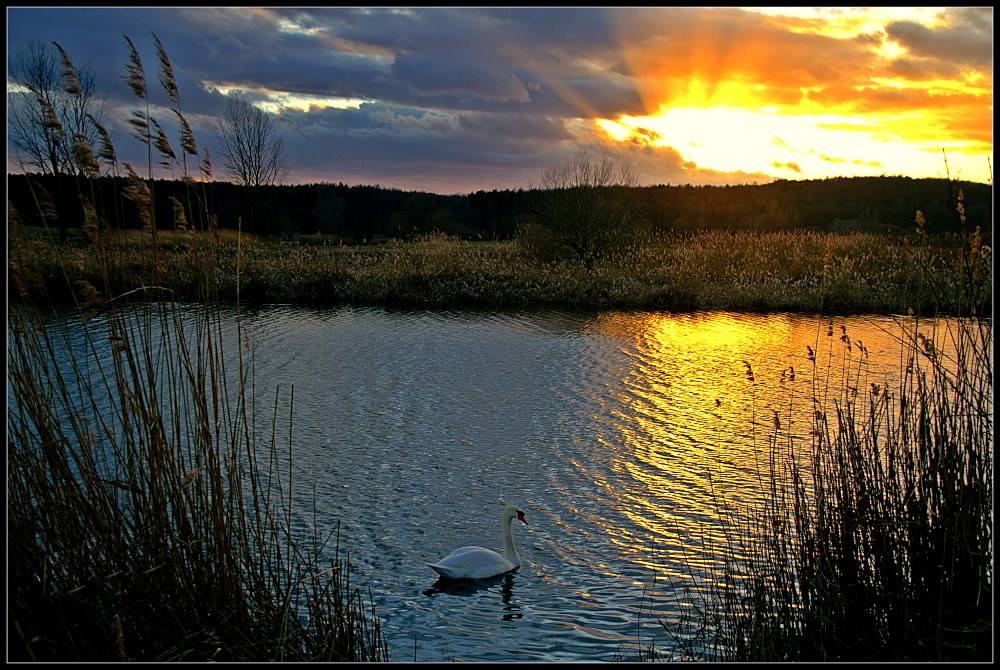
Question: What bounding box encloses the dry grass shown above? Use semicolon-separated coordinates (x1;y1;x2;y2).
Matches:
10;227;990;315
8;295;389;661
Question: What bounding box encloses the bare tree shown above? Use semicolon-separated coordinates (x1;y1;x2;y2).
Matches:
523;153;643;270
7;41;112;176
214;94;288;187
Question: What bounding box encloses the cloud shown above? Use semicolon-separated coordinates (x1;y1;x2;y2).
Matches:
770;160;803;173
886;8;993;70
390;50;531;103
611;7;886;110
273;102;577;192
884;57;962;81
6;7;993;191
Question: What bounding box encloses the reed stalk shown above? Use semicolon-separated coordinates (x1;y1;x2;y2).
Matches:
664;183;992;662
7;38;387;662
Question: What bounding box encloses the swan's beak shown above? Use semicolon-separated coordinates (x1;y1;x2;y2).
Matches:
517;511;528;525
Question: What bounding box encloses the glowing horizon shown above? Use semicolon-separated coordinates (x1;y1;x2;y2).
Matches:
601;7;993;185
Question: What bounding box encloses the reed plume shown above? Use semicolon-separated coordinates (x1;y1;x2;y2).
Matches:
172;110;198;158
70;132;100;178
121;34;147;99
152;32;199;193
25;82;64;143
87;113;117;167
153;32;178;103
52;41;82;96
122;162;154;232
150;116;177;168
79;195;102;244
200;148;213;181
169;196;189;230
126;110;151;144
123;33;155;182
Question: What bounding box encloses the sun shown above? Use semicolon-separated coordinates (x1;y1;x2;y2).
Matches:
600;7;993;184
598;106;880;177
597;103;988;182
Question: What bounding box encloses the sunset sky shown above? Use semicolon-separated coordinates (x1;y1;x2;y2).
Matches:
6;7;994;194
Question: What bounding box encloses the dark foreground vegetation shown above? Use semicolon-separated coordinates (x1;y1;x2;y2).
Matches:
663;305;993;661
8;34;389;663
661;194;993;661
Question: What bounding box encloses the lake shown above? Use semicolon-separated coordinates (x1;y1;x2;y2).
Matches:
29;303;939;661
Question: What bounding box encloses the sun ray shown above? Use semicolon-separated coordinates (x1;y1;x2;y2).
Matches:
602;7;992;184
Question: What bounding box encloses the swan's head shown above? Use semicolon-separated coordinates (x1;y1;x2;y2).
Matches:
504;505;528;525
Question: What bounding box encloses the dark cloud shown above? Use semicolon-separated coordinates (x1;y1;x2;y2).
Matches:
276;102;580;192
885;57;962;81
391;49;531;103
886;8;993;70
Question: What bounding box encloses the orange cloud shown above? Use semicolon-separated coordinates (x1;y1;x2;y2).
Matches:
771;160;802;173
610;7;892;113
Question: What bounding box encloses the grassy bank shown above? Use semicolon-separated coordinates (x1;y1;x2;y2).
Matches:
9;226;991;316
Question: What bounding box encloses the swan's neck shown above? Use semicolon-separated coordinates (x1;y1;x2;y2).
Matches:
501;515;520;565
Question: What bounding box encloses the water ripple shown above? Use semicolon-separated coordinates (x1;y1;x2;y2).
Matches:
34;303;938;662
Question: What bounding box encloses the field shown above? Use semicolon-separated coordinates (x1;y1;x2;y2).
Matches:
9;225;990;317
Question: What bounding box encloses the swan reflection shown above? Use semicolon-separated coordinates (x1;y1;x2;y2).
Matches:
423;572;522;620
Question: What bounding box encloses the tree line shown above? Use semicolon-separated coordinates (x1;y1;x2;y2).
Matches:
9;171;991;244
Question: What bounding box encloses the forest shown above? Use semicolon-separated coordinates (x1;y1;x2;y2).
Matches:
8;172;992;244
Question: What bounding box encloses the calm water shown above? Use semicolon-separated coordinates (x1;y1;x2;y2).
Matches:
27;303;939;662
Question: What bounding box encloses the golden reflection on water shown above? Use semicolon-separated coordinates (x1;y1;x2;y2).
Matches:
564;310;876;578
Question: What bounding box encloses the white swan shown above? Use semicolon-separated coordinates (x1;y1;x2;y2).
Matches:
425;505;528;580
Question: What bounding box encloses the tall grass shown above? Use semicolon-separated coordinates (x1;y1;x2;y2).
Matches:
11;227;990;314
664;189;992;661
7;37;387;662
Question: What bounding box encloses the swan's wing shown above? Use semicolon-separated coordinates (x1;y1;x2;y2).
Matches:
443;545;490;558
425;546;515;579
435;545;499;565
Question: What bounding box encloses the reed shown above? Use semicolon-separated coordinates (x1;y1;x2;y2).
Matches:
11;227;989;315
7;38;387;662
663;190;992;661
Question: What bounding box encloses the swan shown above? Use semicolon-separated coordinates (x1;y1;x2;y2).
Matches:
424;505;528;580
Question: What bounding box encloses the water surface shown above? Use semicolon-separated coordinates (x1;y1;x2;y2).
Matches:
29;303;938;661
223;304;924;662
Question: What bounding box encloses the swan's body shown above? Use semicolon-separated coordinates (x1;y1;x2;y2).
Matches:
425;505;528;580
